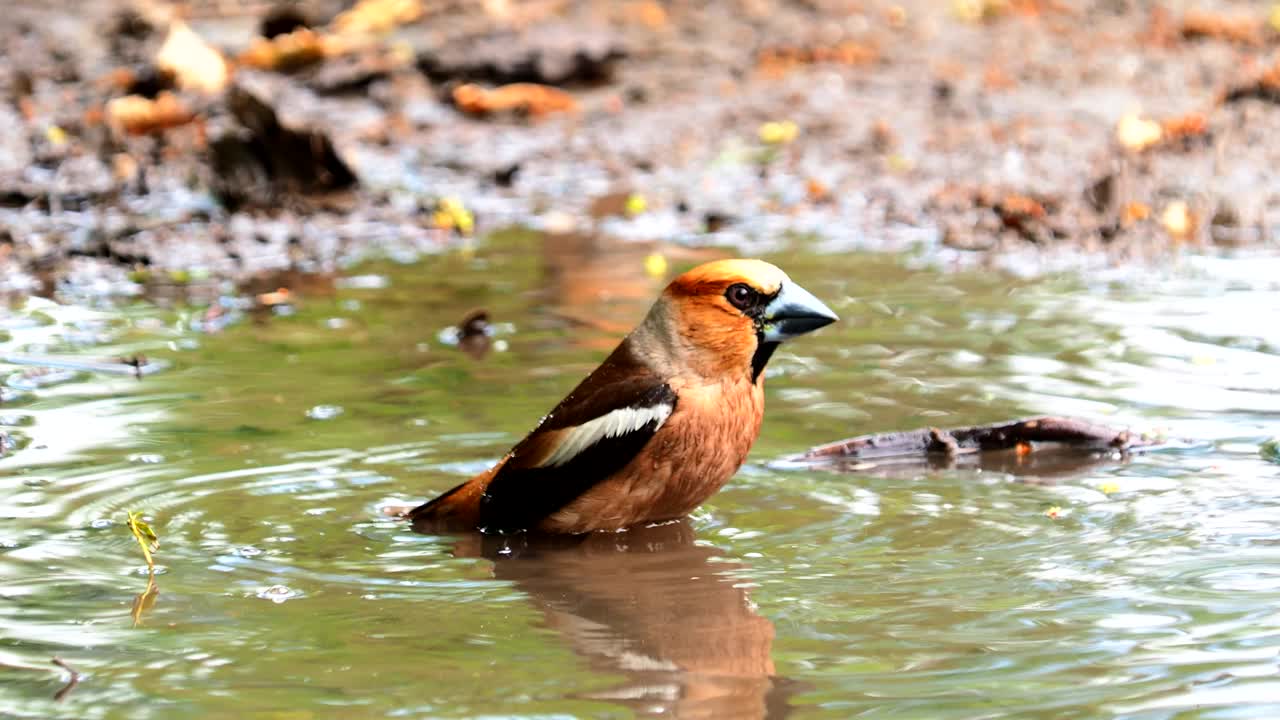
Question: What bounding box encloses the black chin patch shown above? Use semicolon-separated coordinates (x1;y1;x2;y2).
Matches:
751;339;779;383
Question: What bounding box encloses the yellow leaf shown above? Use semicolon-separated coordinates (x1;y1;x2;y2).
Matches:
126;510;158;571
625;193;647;216
45;126;67;146
156;22;230;95
643;253;668;278
758;120;799;145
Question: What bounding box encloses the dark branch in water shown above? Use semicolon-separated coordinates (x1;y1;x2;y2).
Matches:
793;416;1154;462
51;656;80;702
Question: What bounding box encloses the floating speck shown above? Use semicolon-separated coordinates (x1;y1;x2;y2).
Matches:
90;518;115;529
234;545;262;557
128;453;166;464
255;584;300;604
306;405;344;421
1262;439;1279;465
436;326;461;346
325;318;349;330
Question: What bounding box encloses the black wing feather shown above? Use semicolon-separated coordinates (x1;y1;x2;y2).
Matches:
477;342;676;532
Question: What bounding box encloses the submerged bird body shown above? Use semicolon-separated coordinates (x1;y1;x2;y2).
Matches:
410;259;837;534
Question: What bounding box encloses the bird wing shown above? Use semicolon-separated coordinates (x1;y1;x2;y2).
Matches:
477;343;677;532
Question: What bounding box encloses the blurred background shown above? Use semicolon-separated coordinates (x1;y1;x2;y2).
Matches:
2;0;1278;296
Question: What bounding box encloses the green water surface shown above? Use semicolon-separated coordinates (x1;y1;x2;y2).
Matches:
2;232;1278;719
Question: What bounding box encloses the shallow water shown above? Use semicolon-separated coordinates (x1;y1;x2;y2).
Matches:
2;232;1278;719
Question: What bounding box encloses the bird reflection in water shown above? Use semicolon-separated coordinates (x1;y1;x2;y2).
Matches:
538;231;722;349
443;519;796;719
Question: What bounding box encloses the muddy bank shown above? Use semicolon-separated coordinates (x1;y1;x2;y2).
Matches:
2;0;1279;299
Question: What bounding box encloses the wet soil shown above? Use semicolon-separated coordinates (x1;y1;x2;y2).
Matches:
2;0;1279;298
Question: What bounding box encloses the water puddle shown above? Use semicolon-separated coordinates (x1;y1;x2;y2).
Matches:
1;233;1277;718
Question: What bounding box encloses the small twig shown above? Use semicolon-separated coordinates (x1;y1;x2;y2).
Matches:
51;656;80;702
2;353;169;378
794;416;1156;462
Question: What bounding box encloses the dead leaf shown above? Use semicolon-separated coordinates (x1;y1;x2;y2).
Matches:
1160;111;1208;141
452;83;578;117
238;28;327;71
332;0;423;35
106;92;195;135
156;21;230;95
1181;8;1265;47
756;41;878;78
1121;201;1151;226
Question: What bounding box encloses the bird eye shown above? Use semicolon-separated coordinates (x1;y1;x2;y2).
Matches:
725;283;757;311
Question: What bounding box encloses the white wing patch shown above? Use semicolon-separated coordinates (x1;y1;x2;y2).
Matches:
540;403;674;468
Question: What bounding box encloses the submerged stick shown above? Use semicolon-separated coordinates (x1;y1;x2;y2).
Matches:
51;657;80;702
2;354;169;378
793;416;1151;463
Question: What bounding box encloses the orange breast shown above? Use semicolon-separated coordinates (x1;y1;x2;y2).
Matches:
540;378;765;533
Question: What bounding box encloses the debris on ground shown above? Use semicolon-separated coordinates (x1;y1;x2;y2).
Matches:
1;0;1278;295
457;309;492;359
209;83;358;208
416;26;626;86
1180;8;1270;47
450;82;578;117
106;92;196;135
156;21;231;94
756;40;879;78
1222;56;1280;104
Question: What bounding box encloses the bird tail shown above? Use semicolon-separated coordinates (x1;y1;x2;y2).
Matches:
408;479;483;532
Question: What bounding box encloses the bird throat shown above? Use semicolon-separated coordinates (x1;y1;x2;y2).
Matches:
751;338;780;383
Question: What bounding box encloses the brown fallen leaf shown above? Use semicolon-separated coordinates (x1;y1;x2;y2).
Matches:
256;287;292;306
806;178;831;203
106;92;195;135
623;0;667;28
1160;111;1208;141
998;193;1047;221
238;28;327;71
1122;201;1151;227
1181;8;1266;47
756;41;878;78
452;83;578;117
1222;56;1280;104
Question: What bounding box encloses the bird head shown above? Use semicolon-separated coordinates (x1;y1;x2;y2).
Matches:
653;259;838;383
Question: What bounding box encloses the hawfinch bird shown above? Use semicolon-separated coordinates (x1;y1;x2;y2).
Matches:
409;259;838;534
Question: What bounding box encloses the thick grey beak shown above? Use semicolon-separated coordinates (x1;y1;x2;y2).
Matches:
761;281;838;342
